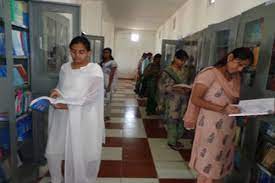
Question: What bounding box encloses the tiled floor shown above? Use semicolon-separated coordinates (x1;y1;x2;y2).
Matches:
98;80;196;183
39;79;197;183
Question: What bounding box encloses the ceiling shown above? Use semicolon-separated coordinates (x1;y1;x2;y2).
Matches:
103;0;188;31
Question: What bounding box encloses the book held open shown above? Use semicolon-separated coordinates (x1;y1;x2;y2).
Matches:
29;96;67;112
229;98;275;117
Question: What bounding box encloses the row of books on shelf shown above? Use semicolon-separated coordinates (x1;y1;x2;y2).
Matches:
0;27;29;57
12;30;29;57
10;0;29;28
0;113;32;151
0;64;28;85
0;26;4;56
15;89;32;116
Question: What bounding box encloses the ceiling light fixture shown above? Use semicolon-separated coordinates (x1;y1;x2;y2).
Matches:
131;33;139;42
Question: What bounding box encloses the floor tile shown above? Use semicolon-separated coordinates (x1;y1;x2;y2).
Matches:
98;160;122;177
102;147;122;160
122;161;157;178
159;179;196;183
123;127;147;138
121;178;159;183
106;129;123;137
143;119;167;138
96;178;121;183
105;123;124;129
155;161;195;179
148;139;183;161
103;137;123;147
122;138;152;161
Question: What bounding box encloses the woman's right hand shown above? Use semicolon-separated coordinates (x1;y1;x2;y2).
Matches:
224;105;240;115
50;89;61;99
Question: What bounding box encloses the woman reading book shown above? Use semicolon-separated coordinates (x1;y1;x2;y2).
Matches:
158;49;190;151
184;47;253;183
46;36;105;183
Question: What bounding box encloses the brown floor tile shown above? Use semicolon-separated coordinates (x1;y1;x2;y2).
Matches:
98;160;122;177
105;123;124;129
179;149;192;162
103;137;123;147
143;119;167;138
122;138;152;161
122;161;157;178
159;179;196;183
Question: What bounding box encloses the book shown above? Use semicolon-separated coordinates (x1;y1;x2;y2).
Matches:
229;98;275;117
13;67;24;87
173;83;192;89
29;96;67;112
12;30;24;56
0;26;5;56
14;64;28;82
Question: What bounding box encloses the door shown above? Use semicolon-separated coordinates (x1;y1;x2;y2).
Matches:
86;35;104;63
30;1;80;96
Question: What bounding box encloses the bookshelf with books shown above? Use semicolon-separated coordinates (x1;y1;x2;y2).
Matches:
0;0;35;182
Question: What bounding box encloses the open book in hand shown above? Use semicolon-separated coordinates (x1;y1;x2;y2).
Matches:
29;96;67;112
228;98;275;117
172;83;192;89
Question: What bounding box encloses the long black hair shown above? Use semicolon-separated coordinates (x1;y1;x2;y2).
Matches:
69;36;91;51
214;47;254;67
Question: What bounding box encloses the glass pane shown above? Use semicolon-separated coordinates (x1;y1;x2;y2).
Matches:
242;18;264;87
184;41;198;84
164;44;176;67
216;30;230;46
94;40;101;63
266;39;275;91
90;39;95;62
42;12;72;74
244;18;264;45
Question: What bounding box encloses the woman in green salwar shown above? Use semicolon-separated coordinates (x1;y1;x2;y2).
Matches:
144;54;162;115
158;49;190;151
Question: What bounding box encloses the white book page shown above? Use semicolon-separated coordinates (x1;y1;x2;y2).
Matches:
229;98;275;117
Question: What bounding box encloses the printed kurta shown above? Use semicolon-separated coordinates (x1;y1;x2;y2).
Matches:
158;66;189;122
189;68;240;179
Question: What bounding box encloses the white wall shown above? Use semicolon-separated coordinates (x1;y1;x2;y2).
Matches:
155;0;270;53
114;30;156;79
81;1;103;36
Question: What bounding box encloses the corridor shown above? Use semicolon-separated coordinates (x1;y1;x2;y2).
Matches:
97;79;197;183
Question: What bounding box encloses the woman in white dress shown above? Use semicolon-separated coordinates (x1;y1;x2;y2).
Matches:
46;36;105;183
